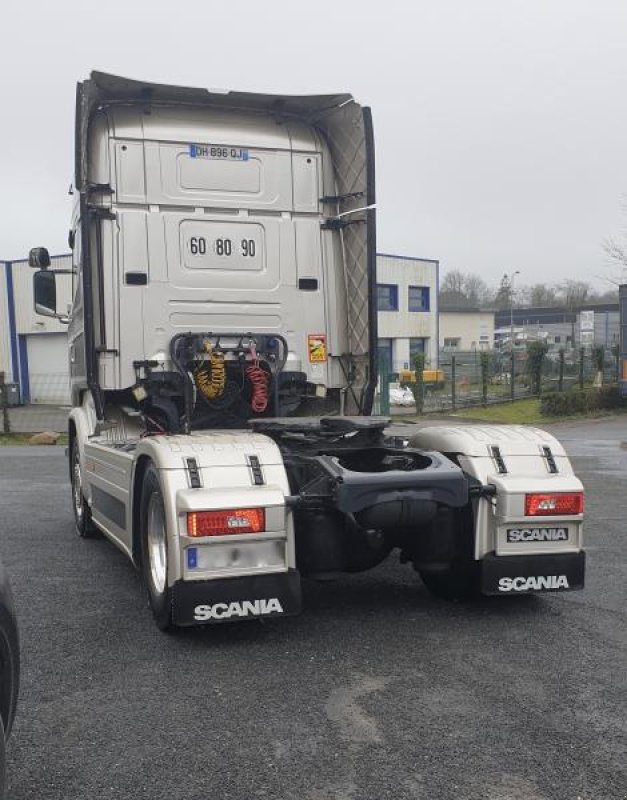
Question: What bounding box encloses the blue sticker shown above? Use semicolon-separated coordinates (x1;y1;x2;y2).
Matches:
188;144;248;161
187;547;198;569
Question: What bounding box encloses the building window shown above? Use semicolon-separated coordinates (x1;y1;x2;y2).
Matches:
408;285;430;312
377;284;398;311
409;339;428;362
377;338;394;370
554;335;561;344
443;337;461;350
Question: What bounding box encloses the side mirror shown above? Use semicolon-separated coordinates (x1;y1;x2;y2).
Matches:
34;269;57;317
29;247;51;269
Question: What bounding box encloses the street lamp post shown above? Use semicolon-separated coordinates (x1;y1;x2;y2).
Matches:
509;270;520;349
507;270;520;401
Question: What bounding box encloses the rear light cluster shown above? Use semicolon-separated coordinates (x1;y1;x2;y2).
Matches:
525;492;584;516
187;508;265;537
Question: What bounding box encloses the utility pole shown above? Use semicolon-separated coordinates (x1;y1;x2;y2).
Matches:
505;271;520;401
509;270;520;350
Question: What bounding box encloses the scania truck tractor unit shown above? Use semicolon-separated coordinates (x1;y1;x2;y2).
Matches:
30;72;585;630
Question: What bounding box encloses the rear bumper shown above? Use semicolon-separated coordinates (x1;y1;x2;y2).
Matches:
480;551;585;595
171;569;301;626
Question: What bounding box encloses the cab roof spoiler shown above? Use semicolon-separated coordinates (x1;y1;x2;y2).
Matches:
75;71;377;417
75;71;355;191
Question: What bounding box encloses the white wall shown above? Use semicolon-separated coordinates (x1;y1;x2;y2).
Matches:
439;310;495;350
376;254;438;367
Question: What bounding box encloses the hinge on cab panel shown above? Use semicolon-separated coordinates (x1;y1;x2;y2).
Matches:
319;191;364;204
88;207;116;221
86;183;115;195
321;217;366;231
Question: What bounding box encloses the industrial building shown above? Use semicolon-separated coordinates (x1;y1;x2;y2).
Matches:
439;307;495;351
376;253;439;370
494;304;620;349
0;255;72;405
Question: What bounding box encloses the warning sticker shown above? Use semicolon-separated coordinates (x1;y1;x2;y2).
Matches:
308;334;327;363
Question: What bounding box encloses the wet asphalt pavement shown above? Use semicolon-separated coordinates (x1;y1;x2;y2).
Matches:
0;416;626;800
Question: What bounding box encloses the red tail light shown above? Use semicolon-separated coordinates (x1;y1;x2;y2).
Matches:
187;508;265;537
525;492;584;516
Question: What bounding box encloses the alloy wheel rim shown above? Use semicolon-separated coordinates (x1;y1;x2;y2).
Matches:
147;493;167;595
73;455;83;522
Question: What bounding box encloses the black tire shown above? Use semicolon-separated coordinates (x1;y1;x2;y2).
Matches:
0;715;6;800
416;502;480;601
0;606;19;741
419;562;480;601
70;439;98;538
0;579;18;800
140;465;173;631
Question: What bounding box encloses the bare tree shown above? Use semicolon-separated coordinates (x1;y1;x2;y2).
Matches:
603;196;627;277
440;270;466;294
603;237;627;270
463;274;492;307
558;280;590;309
440;270;492;308
523;283;558;307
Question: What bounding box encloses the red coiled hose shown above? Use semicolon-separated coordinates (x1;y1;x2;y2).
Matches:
246;346;269;413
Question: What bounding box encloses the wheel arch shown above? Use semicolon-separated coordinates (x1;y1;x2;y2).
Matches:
67;404;96;495
68;419;76;481
131;455;153;568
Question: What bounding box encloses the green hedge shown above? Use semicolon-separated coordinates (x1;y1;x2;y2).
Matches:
540;386;627;417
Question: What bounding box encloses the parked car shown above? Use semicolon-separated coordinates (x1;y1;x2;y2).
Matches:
0;561;19;799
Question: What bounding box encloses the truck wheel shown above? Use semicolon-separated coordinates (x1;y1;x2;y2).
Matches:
71;440;98;538
419;562;480;601
140;465;173;631
0;716;5;800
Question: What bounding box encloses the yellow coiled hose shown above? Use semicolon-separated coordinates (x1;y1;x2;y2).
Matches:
194;344;226;400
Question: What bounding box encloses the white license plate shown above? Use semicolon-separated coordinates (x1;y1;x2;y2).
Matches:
189;144;249;161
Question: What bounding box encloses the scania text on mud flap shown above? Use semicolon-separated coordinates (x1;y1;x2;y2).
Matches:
30;72;585;630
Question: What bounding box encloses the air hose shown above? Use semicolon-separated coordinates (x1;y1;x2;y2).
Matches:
245;344;269;413
194;342;226;400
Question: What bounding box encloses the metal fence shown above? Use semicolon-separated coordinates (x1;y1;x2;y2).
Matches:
0;347;622;434
377;347;621;415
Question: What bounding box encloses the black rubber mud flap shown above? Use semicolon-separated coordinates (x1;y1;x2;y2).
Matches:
480;552;585;595
171;569;302;626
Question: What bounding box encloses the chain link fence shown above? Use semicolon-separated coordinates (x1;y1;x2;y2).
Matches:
377;346;621;415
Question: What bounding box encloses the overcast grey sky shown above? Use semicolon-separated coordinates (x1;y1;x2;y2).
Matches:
1;0;626;289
